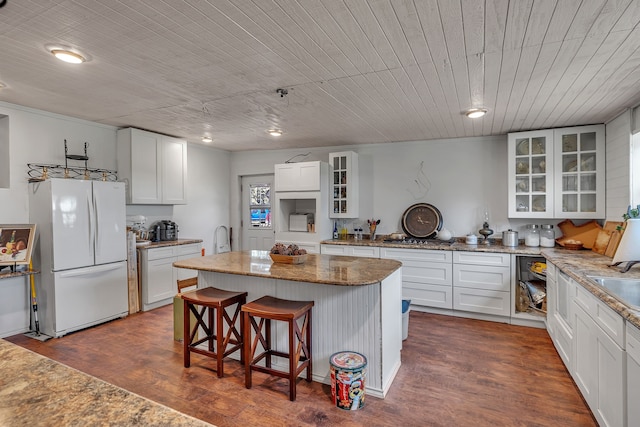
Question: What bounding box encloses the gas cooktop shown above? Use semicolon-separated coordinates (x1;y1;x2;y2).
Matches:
383;238;455;246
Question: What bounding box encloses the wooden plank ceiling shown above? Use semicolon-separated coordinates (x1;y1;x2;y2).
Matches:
0;0;639;151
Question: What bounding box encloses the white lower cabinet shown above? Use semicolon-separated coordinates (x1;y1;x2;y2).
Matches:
548;269;574;370
572;291;625;427
140;243;201;311
452;252;511;318
320;244;380;258
627;322;640;427
380;248;452;309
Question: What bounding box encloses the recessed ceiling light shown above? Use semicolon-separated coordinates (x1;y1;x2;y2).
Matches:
465;108;487;119
50;49;86;64
268;129;283;137
201;136;213;143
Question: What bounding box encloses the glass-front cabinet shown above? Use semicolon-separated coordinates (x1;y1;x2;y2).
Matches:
508;130;554;218
508;125;605;219
554;125;605;218
329;151;359;218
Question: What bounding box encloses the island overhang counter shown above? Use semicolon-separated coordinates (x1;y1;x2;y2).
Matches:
173;250;403;398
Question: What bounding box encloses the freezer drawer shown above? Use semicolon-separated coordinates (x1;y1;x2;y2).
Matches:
53;261;128;336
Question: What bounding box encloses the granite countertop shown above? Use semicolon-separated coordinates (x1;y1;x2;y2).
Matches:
323;237;640;329
0;269;39;280
321;237;543;255
173;250;402;286
136;238;203;250
0;339;214;427
541;248;640;329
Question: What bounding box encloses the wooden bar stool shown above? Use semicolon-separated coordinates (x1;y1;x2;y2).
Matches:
242;295;314;401
180;278;247;378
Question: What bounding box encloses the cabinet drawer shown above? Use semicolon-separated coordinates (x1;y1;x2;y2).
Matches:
321;245;379;258
176;243;201;256
321;245;348;255
628;322;640;363
453;288;510;316
404;283;452;309
574;283;625;348
146;247;175;261
351;246;380;258
453;264;510;292
403;262;452;286
453;251;510;267
381;248;452;263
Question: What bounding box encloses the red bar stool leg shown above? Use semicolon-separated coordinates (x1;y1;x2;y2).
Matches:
288;319;296;401
183;299;190;368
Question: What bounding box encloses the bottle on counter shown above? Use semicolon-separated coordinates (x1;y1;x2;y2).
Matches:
540;224;555;247
525;224;540;247
333;221;339;239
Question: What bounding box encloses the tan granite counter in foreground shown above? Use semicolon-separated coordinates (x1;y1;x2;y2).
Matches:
0;339;213;427
173;250;402;286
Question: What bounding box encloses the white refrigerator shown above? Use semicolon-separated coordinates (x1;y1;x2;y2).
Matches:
29;179;128;337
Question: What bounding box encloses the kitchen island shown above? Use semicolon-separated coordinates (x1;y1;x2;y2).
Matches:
173;250;403;398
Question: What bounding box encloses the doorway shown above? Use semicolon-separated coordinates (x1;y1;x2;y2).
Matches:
241;174;275;251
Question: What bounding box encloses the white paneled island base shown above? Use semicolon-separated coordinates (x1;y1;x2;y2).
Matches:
174;251;403;398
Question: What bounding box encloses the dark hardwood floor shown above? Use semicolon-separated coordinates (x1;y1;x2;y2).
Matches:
7;307;596;427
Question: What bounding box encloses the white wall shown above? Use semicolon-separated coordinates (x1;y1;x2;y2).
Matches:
123;144;230;254
605;109;632;220
0;101;117;223
230;135;561;246
0;101;230;255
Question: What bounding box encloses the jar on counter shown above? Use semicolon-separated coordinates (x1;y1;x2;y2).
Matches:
540;224;555;247
525;224;540;247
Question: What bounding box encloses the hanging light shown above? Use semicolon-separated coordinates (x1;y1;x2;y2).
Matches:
465;108;487;118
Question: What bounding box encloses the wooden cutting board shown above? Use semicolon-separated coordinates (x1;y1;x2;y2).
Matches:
592;221;623;255
605;227;625;258
556;219;602;249
592;229;612;254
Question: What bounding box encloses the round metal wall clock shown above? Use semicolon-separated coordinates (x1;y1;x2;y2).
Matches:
401;203;443;239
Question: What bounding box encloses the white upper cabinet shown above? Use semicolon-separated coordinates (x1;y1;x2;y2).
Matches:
274;161;321;192
508;129;555;218
553;125;605;218
329;151;359;218
508;125;604;218
117;128;187;205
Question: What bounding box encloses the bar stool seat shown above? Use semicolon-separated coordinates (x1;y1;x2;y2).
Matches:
242;295;314;401
181;283;247;378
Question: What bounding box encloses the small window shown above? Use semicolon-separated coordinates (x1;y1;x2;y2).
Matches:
249;184;271;228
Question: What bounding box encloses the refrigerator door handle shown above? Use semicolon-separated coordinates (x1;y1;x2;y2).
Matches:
89;189;97;255
93;190;99;256
58;262;124;278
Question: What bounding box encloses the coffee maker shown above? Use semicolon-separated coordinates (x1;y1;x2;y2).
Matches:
150;220;178;242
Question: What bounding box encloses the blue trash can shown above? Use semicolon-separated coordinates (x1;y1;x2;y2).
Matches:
402;299;411;340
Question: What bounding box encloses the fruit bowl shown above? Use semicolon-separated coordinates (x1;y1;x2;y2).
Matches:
269;253;308;264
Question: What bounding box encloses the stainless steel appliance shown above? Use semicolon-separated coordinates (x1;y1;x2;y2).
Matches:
150;220;178;241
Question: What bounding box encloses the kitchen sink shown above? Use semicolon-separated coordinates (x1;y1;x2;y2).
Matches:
587;276;640;310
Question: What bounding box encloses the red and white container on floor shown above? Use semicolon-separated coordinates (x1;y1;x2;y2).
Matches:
330;351;367;410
